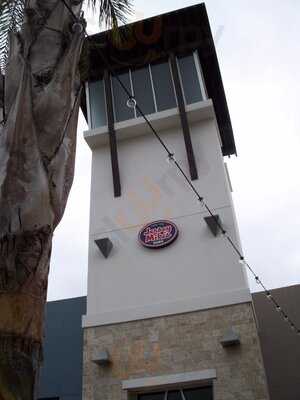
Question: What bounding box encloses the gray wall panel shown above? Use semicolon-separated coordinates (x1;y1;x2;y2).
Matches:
253;285;300;400
38;297;86;400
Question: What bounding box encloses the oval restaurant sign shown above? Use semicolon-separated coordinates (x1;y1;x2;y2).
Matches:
138;220;179;249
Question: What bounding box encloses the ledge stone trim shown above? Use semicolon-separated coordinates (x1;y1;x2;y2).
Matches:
122;370;217;391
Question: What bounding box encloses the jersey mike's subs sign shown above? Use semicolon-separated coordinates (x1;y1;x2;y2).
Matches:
138;220;179;249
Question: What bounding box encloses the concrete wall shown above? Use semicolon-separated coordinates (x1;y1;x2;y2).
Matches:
38;297;86;400
84;108;250;327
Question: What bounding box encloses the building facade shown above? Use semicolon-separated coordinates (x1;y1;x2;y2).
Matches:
81;4;269;400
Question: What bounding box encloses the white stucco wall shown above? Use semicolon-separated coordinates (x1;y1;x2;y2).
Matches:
83;107;251;327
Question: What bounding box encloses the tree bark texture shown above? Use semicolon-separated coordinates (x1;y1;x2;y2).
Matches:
0;0;84;398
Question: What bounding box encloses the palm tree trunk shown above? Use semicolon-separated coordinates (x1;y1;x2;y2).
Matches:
0;0;84;398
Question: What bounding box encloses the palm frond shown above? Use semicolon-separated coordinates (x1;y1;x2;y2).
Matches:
87;0;132;28
0;0;26;73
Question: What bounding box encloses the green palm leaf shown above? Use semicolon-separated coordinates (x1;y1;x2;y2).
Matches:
87;0;132;29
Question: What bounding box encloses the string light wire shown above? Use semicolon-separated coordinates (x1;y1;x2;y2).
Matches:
60;0;300;336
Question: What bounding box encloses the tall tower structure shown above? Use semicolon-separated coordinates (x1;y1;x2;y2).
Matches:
82;4;269;400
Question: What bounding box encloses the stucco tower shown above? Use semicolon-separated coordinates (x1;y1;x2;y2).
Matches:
82;4;269;400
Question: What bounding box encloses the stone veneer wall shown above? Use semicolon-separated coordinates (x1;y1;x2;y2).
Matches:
83;302;269;400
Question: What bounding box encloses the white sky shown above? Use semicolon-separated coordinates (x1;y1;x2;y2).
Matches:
47;0;300;301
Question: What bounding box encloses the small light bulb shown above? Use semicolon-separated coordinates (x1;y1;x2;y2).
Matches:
255;276;261;285
239;257;246;266
72;21;84;33
198;197;205;206
284;315;289;322
126;97;137;109
276;306;281;312
166;153;176;164
266;292;272;300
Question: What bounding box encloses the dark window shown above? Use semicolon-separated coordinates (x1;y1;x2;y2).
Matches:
151;61;177;111
167;391;182;400
138;387;213;400
183;387;213;400
178;54;203;104
38;398;59;400
88;52;205;129
89;79;107;128
138;392;165;400
132;66;155;117
111;70;134;122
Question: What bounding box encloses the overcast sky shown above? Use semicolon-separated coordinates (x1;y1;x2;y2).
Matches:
47;0;300;301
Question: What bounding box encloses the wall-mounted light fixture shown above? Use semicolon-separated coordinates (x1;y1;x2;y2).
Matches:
92;350;111;366
94;238;113;258
220;327;241;347
204;215;221;237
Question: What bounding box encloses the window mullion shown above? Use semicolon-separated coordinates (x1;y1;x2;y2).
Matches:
168;58;179;108
193;51;207;100
85;82;92;129
149;64;158;112
101;77;108;127
129;69;136;118
180;390;186;400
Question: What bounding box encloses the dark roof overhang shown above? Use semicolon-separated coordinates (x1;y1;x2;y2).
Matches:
81;3;236;156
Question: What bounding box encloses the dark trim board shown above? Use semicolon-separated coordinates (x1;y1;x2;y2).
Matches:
169;54;198;180
104;71;122;197
81;3;236;156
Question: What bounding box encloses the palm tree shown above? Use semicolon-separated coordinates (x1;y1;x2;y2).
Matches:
0;0;131;398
